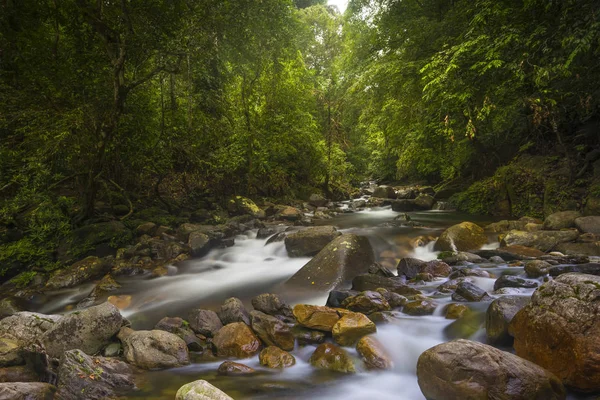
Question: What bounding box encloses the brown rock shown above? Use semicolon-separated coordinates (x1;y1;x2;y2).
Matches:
434;222;487;252
217;361;256;375
403;300;437;316
341;291;391;314
332;313;376;346
284;226;341;257
292;305;340;331
258;346;295;369
213;323;261;359
356;336;393;370
250;311;295;351
445;303;469;320
309;343;355;373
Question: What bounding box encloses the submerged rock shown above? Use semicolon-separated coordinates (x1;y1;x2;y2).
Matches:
284;226;341;257
434;222;487;252
176;380;233;400
417;339;565;400
309;343;355;373
356;336;393;370
217;361;256;376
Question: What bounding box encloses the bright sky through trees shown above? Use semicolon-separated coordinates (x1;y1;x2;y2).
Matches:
328;0;348;12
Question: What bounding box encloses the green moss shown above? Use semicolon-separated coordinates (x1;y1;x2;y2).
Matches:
10;271;37;288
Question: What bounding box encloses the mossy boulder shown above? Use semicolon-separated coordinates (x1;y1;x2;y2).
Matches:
373;186;396;199
434;222;487;252
309;343;355;373
46;256;112;290
227;196;264;219
414;194;435;210
284;226;341;257
285;234;375;292
176;380;233;400
543;211;582;230
575;216;600;234
118;328;190;370
500;230;579;252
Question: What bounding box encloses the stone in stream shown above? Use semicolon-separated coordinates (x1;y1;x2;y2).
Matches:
397;258;451;279
493;275;538;291
259;346;295;369
291;326;326;346
212;322;261;359
524;260;552;277
217;361;256;375
368;262;396;277
56;349;136;400
188;231;211;257
391;199;417;211
377;289;408;308
444;303;469;320
341;291;391;314
332;312;376;346
155;317;206;352
284;226;341;257
372;186;396;199
0;298;26;320
326;290;359;308
292;304;340;331
510;273;600;392
451;281;491;302
548;263;600;277
443;310;484;340
284;234;375;292
0;383;56;400
448;267;491;279
251;293;294;320
176;380;234;400
543;211;581;230
41;302;123;358
575;216;600;234
250;311;295;351
439;251;486;265
500;230;580;252
309;343;355;373
351;274;421;296
356;336;393;370
417;339;565;400
0;312;60;347
485;296;530;345
218;297;251;326
475;245;545;260
403;299;437;316
187;309;222;338
434;222;487;252
118;327;189;369
414;194;435;210
45;256;113;290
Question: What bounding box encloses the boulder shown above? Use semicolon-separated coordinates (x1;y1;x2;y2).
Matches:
258;346;295;369
217;361;256;375
309;343;355;373
56;349;136;400
403;299;437;316
555;241;600;256
443;310;484;340
414;194;435;210
0;312;60;346
119;328;189;369
0;365;39;383
439;252;486;265
308;194;328;207
448;268;491;279
417;339;565;400
434;222;487;252
475;245;545;260
378;289;408;308
176;380;233;400
41;302;123;358
445;304;469;320
500;230;579;252
391;199;417;212
351;274;421;296
46;256;112;290
285;234;375;292
341;291;390;314
188;309;222;338
218;297;250;326
326;290;358;308
332;313;376;346
251;293;293;320
452;281;490;302
188;231;211;257
548;263;600;277
543;211;582;230
284;226;341;257
356;336;393;370
510;273;600;391
250;311;294;351
0;298;25;320
275;206;303;221
493;275;538;291
524;260;552;278
227;196;264;218
292;305;340;331
373;186;396;199
486;296;530;345
397;258;451;279
292;326;326;346
0;383;56;400
0;338;23;368
574;216;600;234
77;274;121;309
155;317;205;351
213;323;261;359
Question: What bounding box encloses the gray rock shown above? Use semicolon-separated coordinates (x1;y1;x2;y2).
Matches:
414;194;435;210
493;275;538;291
501;230;580;252
398;258;451;278
176;379;234;400
56;349;136;400
284;226;341;257
251;293;293;320
524;260;552;277
372;186;396;199
308;194;328;208
0;298;25;320
574;216;600;234
548;263;600;277
417;339;565;400
452;281;490;302
46;256;112;290
218;297;250;325
155;317;205;351
543;211;582;230
0;313;60;346
249;311;294;351
486;296;530;345
188;231;211;257
391;199;417;211
188;309;222;337
118;328;189;370
352;274;421;296
0;382;56;400
41;302;122;358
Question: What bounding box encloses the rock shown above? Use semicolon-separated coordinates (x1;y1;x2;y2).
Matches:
176;380;233;400
259;346;295;368
276;206;303;221
486;296;530;345
326;290;358;308
493;275;538;291
417;339;565;400
391;199;417;211
524;260;552;277
0;312;59;346
403;299;437;316
256;227;277;239
396;187;417;199
379;289;408;308
103;343;121;357
292;326;326;346
41;302;122;358
332;312;376;346
217;361;256;375
555;241;600;256
285;234;375;292
188;309;223;338
284;226;341;257
227;196;264;218
414;194;435;210
188;231;211;257
119;328;189;369
443;310;483;339
452;281;490;302
250;311;294;351
46;256;112;290
251;293;293;320
308;194;328;207
213;322;261;359
56;349;136;400
510;273;600;391
341;291;390;314
373;186;396;199
136;222;157;236
501;230;580;252
398;259;452;279
448;268;491;279
368;262;396;277
309;343;355;373
548;263;600;277
351;274;421;296
439;251;486;264
0;339;23;367
219;297;251;326
574;216;600;234
0;365;39;383
0;298;25;320
434;222;487;252
292;305;340;331
0;383;56;400
476;245;545;260
543;211;582;230
368;311;404;324
76;274;122;309
356;336;393;370
155;317;205;351
489;255;505;263
445;303;469;319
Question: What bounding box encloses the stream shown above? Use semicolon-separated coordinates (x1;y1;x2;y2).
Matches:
31;203;579;399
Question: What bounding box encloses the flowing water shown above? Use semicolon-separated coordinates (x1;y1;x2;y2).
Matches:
33;204;589;399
